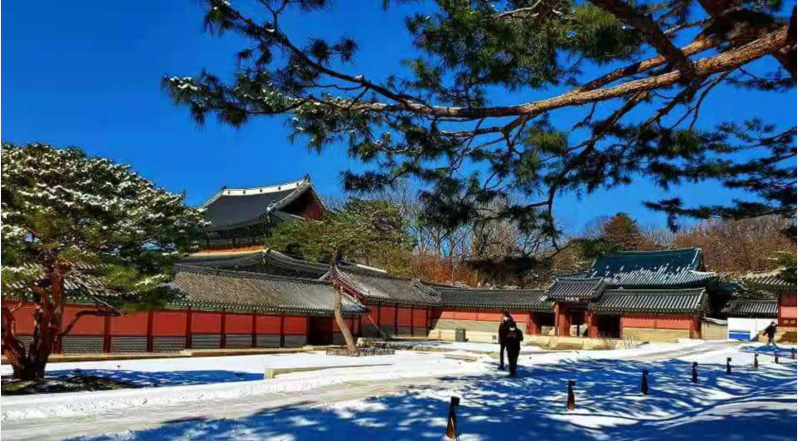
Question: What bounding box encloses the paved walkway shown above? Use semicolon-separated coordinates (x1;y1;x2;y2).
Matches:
631;340;742;361
1;376;454;441
1;342;742;441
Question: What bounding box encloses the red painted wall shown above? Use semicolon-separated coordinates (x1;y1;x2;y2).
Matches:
397;308;413;326
380;306;396;325
153;311;188;336
8;302;36;334
110;312;149;335
63;306;106;335
256;315;282;334
284;316;308;335
477;311;502;322
780;294;796;326
225;313;253;334
2;301;317;354
191;312;221;334
453;311;478;320
621;314;695;330
413;309;427;327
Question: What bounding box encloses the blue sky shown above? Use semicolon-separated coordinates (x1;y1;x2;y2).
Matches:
3;1;794;234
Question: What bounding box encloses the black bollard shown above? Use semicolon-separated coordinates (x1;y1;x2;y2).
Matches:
754;354;759;370
641;370;649;395
567;380;576;411
775;351;779;364
726;357;732;375
445;396;460;439
792;348;796;360
692;362;698;383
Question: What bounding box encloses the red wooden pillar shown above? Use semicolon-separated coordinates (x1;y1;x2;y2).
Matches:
279;313;286;348
103;314;112;353
410;305;415;336
146;310;154;352
251;310;257;348
376;303;382;328
220;308;227;349
185;307;193;349
426;308;430;332
555;304;571;337
585;311;597;338
554;303;560;336
394;304;399;336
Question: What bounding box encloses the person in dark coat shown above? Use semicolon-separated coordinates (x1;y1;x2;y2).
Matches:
505;324;524;377
763;322;778;347
498;311;516;370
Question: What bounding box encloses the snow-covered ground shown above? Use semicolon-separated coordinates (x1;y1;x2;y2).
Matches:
1;341;795;440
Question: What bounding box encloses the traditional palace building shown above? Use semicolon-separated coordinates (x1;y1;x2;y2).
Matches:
3;176;795;355
200;177;324;250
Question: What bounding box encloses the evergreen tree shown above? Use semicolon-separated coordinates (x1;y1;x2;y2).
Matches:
1;143;206;380
601;213;658;251
267;198;412;352
164;0;796;250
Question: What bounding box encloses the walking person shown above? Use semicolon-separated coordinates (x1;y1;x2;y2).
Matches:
506;323;524;377
498;311;516;370
763;321;778;347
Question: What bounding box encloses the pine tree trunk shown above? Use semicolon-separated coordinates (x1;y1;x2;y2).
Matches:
333;282;359;355
3;302;59;381
2;262;67;381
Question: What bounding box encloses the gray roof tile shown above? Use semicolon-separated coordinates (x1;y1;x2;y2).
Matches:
546;278;606;302
590;288;707;315
566;248;715;287
333;268;441;307
432;285;553;311
722;299;778;318
171;266;365;317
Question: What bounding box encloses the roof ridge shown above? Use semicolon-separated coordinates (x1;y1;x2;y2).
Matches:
555;277;604;283
264;249;330;269
199;176;310;208
215;177;308;194
607;247;700;255
339;266;411;280
175;264;329;285
605;287;705;294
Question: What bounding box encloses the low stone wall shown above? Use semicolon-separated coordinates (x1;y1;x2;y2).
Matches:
428;329;498;343
431;319;499;333
701;320;728;341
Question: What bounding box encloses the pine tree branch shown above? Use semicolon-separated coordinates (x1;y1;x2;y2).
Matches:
573;31;721;95
589;0;695;77
696;0;796;80
348;27;788;118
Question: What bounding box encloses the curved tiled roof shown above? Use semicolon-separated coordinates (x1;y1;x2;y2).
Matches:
743;272;796;295
433;285;552;312
200;178;321;232
722;299;778;318
545;278;606;302
333;268;441;307
566;248;716;287
590;288;707;315
171;265;365;317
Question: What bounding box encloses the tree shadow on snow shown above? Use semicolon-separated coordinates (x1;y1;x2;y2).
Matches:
47;368;262;387
76;357;796;441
